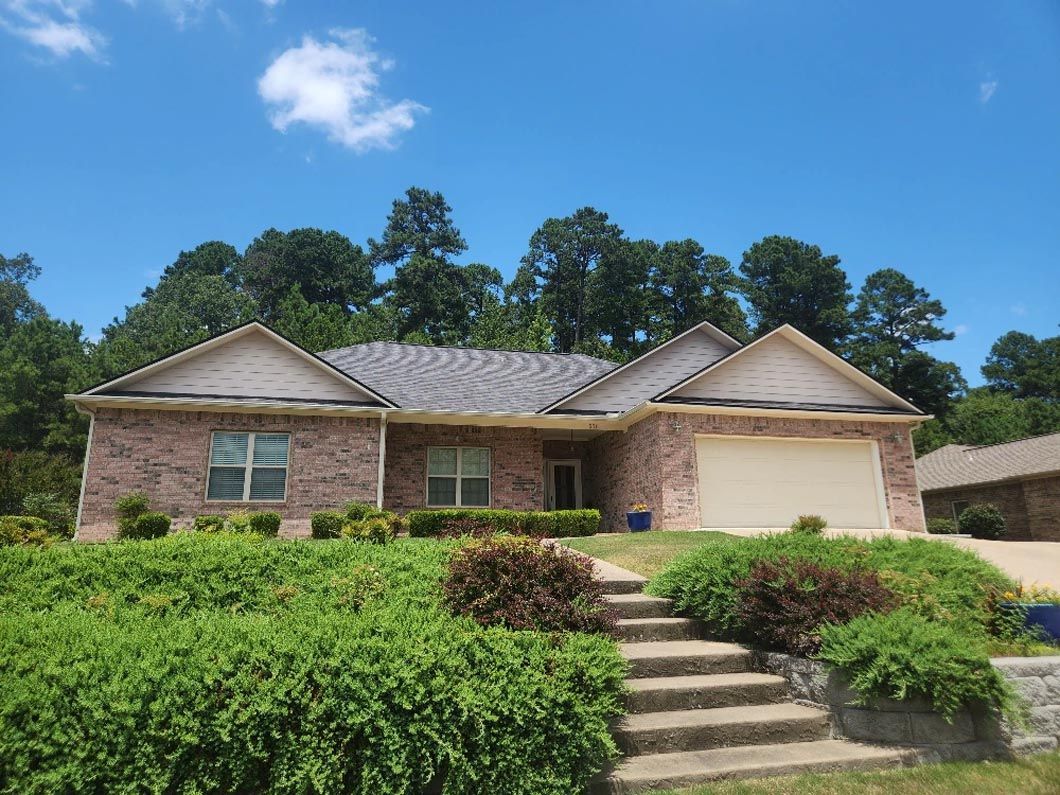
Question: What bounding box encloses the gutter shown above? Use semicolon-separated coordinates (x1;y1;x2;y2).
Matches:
72;404;96;538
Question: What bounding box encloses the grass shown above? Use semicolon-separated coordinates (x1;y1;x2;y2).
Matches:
658;753;1060;794
563;530;735;577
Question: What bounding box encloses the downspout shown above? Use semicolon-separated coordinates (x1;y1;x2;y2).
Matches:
74;405;96;540
376;412;388;509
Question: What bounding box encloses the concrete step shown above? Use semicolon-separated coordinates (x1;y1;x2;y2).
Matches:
605;593;674;619
599;578;646;595
589;739;916;794
621;641;752;679
624;672;790;713
617;618;701;642
614;703;831;756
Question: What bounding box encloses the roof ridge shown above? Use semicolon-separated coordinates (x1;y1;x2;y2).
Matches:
965;429;1060;452
319;339;618;365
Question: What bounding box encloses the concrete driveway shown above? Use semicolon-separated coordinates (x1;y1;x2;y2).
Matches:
718;528;1060;589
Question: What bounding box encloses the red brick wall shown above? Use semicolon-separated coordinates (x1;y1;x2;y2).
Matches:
1024;476;1060;542
383;423;544;513
588;412;925;533
923;475;1060;542
78;408;379;541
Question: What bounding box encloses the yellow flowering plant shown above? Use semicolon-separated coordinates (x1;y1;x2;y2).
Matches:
629;502;649;513
1002;583;1060;605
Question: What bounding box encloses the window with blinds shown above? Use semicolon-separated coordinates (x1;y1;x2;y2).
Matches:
426;446;490;507
207;432;290;502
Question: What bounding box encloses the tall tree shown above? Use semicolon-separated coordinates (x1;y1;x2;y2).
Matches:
982;331;1060;401
739;235;852;348
370;188;476;344
240;228;375;319
650;239;747;342
96;272;258;377
520;207;624;352
270;286;357;352
848;268;962;413
0;252;45;339
0;316;93;455
590;238;655;358
152;241;242;292
368;187;467;265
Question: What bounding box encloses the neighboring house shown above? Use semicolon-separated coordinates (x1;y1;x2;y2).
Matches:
68;320;928;540
917;432;1060;542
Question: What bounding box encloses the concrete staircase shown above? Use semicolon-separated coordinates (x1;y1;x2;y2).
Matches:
590;571;915;794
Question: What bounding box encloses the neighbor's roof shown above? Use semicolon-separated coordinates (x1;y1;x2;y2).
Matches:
320;341;617;413
916;431;1060;492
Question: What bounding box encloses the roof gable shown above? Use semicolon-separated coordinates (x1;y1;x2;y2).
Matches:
657;325;922;413
542;321;741;414
85;323;395;407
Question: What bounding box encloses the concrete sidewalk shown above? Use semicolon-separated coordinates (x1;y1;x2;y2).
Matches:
719;528;1060;589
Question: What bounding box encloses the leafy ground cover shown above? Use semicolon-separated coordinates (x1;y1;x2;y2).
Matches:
0;533;626;794
644;531;1035;720
659;752;1060;795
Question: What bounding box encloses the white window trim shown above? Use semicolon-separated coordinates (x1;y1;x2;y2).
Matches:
206;431;290;503
426;446;491;508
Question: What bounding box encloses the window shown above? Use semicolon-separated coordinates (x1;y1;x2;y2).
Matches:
427;446;490;507
207;432;290;502
951;500;970;523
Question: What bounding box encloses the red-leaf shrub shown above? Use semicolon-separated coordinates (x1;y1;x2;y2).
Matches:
443;537;617;633
735;558;895;655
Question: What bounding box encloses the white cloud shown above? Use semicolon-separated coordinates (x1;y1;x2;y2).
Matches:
1010;303;1027;317
953;324;969;336
258;28;427;153
979;78;998;104
0;0;107;60
260;0;282;7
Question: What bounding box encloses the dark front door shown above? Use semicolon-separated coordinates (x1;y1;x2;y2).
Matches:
553;464;577;510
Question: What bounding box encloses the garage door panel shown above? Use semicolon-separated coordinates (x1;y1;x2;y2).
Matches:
696;437;885;529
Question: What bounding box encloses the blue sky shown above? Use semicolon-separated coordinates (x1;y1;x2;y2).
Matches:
2;1;1058;384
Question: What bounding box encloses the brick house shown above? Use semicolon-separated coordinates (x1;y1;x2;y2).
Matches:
68;320;929;540
917;432;1060;542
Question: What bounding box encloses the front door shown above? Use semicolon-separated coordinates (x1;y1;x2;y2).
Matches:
546;460;582;510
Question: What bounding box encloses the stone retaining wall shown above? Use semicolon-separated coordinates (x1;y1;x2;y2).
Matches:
754;651;1060;760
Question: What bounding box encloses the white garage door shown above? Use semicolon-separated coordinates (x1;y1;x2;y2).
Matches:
695;436;887;529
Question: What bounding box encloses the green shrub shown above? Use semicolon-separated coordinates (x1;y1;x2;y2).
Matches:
735;558;894;655
926;517;958;534
344;501;382;520
311;510;346;539
789;514;827;534
246;511;281;537
443;536;617;633
958;503;1006;540
114;491;150;523
121;511;171;541
406;508;600;538
647;533;1013;640
192;514;225;533
0;535;626;793
21;492;75;539
818;608;1017;720
342;517;395;544
0;515;53;547
0;450;81;517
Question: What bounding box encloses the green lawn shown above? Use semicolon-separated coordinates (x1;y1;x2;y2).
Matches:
564;530;735;577
660;753;1060;795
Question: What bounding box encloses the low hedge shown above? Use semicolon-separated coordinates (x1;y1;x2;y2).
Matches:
926;517;958;534
406;508;600;538
0;535;626;793
311;505;403;541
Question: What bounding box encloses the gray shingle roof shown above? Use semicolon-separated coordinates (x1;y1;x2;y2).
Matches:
916;432;1060;492
318;341;617;413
